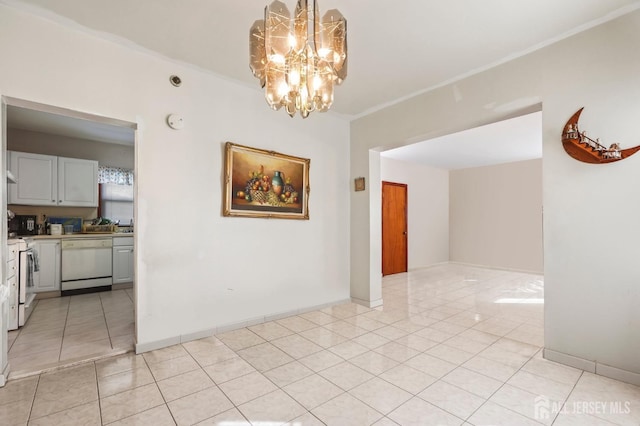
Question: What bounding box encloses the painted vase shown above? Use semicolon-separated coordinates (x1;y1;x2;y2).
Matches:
272;171;284;195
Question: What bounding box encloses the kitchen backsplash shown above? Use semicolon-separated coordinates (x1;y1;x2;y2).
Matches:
8;205;98;226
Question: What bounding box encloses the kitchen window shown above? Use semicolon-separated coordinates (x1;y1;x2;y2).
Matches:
98;167;134;225
100;183;133;225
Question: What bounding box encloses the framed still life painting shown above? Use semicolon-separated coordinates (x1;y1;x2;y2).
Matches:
223;142;310;219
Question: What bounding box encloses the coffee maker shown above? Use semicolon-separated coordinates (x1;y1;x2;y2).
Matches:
8;215;38;236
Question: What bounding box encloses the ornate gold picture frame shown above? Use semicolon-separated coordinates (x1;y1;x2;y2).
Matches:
223;142;310;219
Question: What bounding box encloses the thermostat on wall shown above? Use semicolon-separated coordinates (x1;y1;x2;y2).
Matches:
166;114;184;130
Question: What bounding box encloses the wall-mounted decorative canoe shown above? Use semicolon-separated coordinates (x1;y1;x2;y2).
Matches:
562;107;640;164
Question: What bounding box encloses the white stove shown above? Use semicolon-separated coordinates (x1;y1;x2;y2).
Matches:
7;238;37;330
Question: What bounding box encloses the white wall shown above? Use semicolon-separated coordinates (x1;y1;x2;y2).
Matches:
380;157;449;269
8;128;135;169
351;10;640;379
539;15;640;380
449;159;543;273
0;4;350;349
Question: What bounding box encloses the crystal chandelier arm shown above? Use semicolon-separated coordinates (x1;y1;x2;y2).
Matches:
249;19;267;87
251;0;347;118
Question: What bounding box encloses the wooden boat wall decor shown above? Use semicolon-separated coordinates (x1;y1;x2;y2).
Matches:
562;107;640;164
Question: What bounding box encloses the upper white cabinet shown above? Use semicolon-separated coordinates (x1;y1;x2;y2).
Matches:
8;151;98;207
8;152;57;205
58;156;99;207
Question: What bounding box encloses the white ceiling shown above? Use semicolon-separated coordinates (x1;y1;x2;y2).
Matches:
8;106;135;145
6;0;640;118
381;111;542;170
3;1;636;165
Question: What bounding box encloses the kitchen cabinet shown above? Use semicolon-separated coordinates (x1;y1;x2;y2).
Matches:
1;242;18;382
113;237;134;284
34;240;61;293
58;156;99;207
8;152;57;205
8;151;98;207
6;241;19;330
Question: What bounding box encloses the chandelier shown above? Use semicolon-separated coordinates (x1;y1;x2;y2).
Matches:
250;0;347;118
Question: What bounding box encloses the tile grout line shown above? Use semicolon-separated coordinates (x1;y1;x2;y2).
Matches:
99;293;115;350
241;311;392;423
93;361;104;425
12;296;131;419
57;297;71;364
7;326;21;354
549;370;584;426
11;266;556;426
97;353;174;425
376;288;547;423
207;328;349;424
227;303;481;423
143;352;178;426
184;343;267;425
341;338;466;423
460;347;546;424
25;373;41;424
316;309;473;422
35;365;104;422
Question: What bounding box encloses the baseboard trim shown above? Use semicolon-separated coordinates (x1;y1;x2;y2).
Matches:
0;362;9;387
408;261;450;271
596;363;640;387
448;261;543;275
351;297;383;308
112;282;133;291
35;291;61;299
544;348;640;386
543;348;595;373
135;297;351;353
180;328;216;344
136;336;181;353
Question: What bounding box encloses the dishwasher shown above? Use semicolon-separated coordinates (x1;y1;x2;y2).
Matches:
61;238;113;295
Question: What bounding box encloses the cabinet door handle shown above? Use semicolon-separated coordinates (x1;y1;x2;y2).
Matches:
52;200;55;203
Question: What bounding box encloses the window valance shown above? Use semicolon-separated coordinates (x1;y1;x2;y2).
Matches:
98;166;134;185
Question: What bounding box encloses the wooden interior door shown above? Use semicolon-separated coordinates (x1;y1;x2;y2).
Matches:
382;181;408;276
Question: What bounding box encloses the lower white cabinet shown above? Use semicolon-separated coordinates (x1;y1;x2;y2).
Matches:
113;237;134;284
34;240;61;292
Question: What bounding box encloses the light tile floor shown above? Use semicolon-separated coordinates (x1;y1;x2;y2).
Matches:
1;264;639;425
7;289;135;376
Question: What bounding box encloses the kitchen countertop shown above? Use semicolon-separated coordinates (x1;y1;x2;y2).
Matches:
19;233;135;240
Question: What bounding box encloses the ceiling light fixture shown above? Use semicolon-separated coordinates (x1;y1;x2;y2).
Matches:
250;0;347;118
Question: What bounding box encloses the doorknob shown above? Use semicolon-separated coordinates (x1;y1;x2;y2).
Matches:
403;231;407;235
